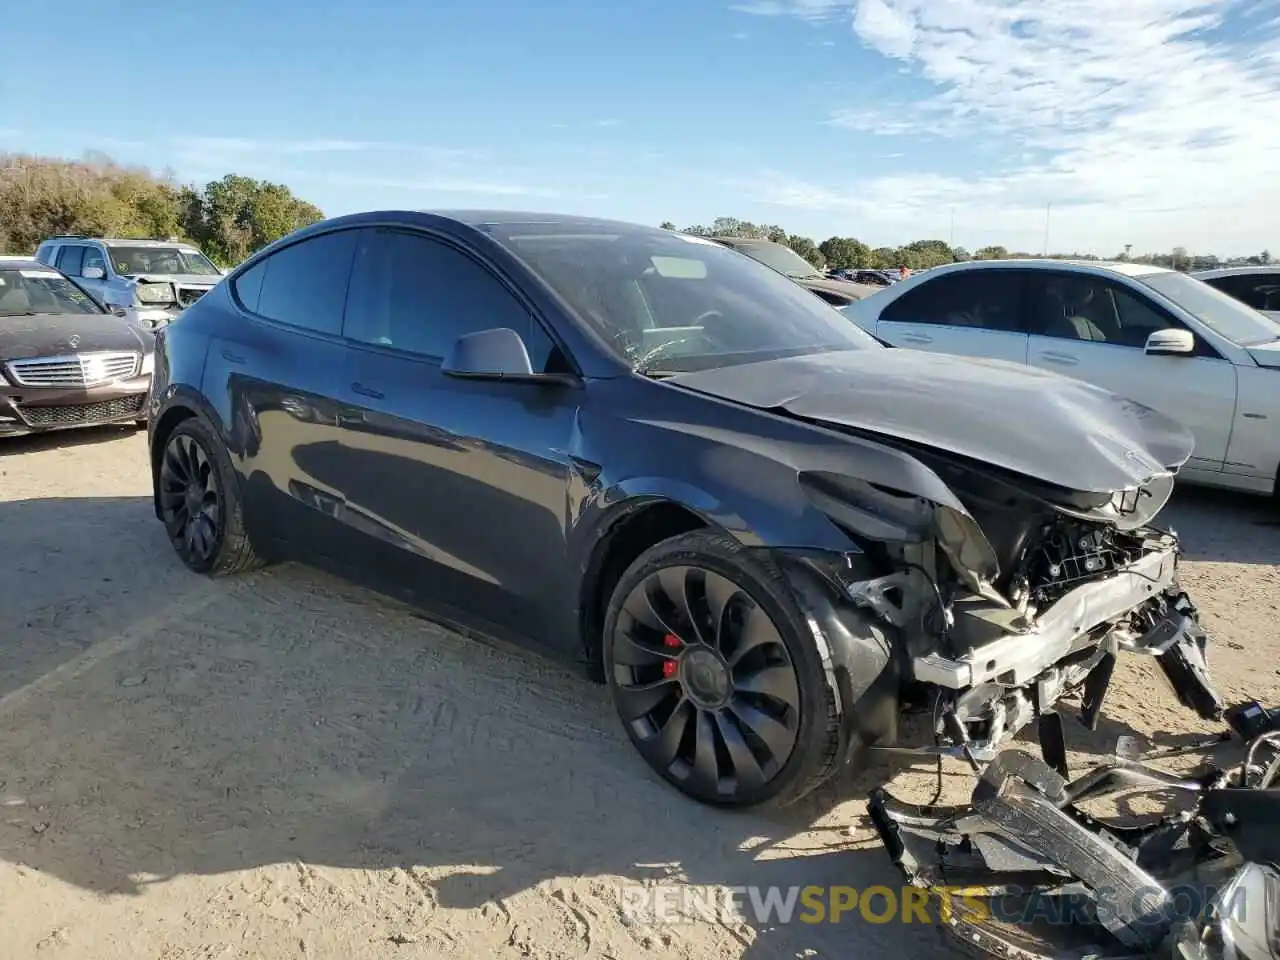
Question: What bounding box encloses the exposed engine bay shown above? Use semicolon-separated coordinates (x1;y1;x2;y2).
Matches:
868;707;1280;960
816;444;1226;767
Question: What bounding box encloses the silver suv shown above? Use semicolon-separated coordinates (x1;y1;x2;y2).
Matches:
34;236;225;330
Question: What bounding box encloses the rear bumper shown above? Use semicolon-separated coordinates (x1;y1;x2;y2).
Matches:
0;375;151;435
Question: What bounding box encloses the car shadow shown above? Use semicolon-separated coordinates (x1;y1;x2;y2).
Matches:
1164;483;1280;564
0;424;143;456
0;495;948;959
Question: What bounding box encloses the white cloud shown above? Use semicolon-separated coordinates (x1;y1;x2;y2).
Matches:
734;0;1280;253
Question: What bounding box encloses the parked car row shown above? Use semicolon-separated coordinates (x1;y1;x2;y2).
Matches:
0;235;222;438
34;235;224;331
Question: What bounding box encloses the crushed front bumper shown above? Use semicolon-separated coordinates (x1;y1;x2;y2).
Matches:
849;537;1224;763
0;376;151;435
867;731;1280;960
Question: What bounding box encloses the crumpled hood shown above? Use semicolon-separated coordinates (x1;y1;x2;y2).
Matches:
0;312;151;361
668;349;1195;494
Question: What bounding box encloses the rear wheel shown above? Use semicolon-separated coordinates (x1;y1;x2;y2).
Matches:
603;530;840;808
157;418;262;576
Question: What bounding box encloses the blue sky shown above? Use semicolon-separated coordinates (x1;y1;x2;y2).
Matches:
3;0;1278;256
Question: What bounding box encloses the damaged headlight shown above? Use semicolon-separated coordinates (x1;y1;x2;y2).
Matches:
135;282;176;306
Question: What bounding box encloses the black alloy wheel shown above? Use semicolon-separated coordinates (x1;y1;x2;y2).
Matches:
156;418;263;576
606;531;833;807
159;430;222;567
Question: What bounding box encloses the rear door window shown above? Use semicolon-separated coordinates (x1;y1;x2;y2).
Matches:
880;270;1027;332
245;229;360;336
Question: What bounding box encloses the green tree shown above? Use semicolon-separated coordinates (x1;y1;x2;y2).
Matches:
659;221;676;230
904;239;955;267
786;234;824;270
818;236;871;270
183;173;324;266
0;152;323;264
973;245;1009;260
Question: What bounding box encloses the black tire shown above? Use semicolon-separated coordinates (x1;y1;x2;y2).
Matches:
157;418;263;576
602;529;840;809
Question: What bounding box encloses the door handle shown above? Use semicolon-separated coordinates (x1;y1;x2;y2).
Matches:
1039;351;1078;365
350;381;385;400
900;332;933;344
221;349;246;364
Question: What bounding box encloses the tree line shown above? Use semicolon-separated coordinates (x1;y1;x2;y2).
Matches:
0;152;325;267
660;216;1272;274
2;156;1269;274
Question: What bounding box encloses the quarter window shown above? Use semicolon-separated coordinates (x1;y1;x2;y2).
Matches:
880;271;1026;332
343;228;556;369
242;229;360;335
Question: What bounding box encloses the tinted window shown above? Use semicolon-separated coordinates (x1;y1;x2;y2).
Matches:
1027;272;1190;348
343;228;554;367
56;246;85;276
252;230;359;335
881;270;1026;332
233;260;266;313
1205;273;1280;312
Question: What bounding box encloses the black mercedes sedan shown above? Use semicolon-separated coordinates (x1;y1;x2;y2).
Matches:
1;257;155;436
146;211;1223;809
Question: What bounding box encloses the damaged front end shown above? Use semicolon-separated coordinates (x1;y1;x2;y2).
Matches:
868;724;1280;960
790;450;1225;771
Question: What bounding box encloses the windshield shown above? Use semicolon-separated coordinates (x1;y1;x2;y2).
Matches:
106;245;221;277
485;223;882;373
1139;271;1280;346
0;268;104;316
730;241;822;279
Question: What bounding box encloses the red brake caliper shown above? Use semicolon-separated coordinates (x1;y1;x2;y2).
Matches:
662;634;681;678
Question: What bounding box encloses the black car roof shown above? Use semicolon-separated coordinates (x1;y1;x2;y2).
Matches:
417;210;665;231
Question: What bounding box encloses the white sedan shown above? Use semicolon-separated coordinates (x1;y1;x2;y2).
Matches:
840;259;1280;496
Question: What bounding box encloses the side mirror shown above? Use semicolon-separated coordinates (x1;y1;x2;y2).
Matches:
442;327;574;384
1145;328;1195;356
111;307;129;318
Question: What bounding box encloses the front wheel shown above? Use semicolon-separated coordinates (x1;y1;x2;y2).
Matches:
602;530;840;808
157;418;263;576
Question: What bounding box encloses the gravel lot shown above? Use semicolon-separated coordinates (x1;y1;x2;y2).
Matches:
1;426;1278;960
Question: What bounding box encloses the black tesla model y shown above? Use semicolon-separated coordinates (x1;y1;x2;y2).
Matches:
147;210;1223;808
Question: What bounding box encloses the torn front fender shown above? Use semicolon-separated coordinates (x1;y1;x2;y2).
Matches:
770;548;901;768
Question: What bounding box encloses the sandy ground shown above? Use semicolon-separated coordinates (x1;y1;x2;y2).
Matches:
0;426;1277;960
